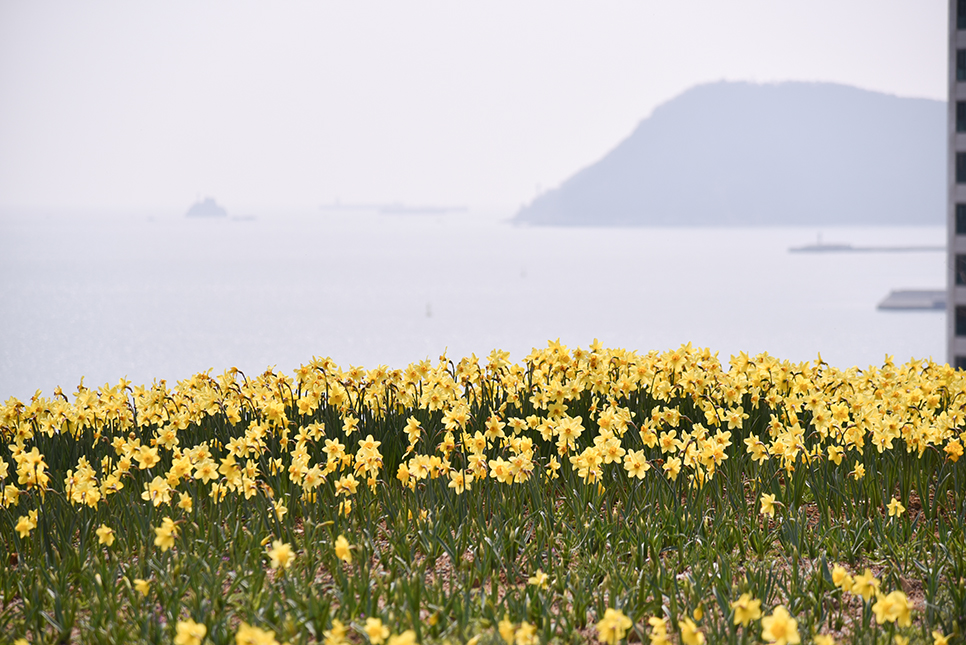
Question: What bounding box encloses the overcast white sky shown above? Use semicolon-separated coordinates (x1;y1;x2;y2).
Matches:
0;1;948;215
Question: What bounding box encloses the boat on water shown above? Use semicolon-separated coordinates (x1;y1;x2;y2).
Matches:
379;203;467;215
186;197;227;218
789;234;943;253
789;243;944;253
788;242;855;253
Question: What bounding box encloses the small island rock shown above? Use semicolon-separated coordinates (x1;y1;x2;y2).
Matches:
186;198;228;218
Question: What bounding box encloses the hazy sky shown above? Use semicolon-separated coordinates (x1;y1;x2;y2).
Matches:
0;1;947;214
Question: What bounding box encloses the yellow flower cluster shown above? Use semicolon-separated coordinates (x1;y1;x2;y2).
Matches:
498;616;539;645
1;341;964;564
592;601;808;645
831;565;913;626
318;617;417;645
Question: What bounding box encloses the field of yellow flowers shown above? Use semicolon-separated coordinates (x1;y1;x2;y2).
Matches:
1;341;965;645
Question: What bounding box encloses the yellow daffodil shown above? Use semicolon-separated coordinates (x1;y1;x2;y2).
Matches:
135;445;160;470
514;622;538;645
831;565;854;592
334;473;359;497
648;617;671;645
887;497;906;517
678;617;705;645
648;616;668;633
832;565;854;592
334;535;352;564
498;616;516;644
872;590;912;626
447;469;472;494
731;593;762;626
945;439;963;462
95;524;115;546
266;540;294;571
364;617;390;645
235;622;280;645
760;493;778;517
141;475;172;507
596;608;633;645
175;619;207;645
273;500;287;521
527;569;549;589
342;415;359;437
323;619;348;645
15;511;37;539
827;444;844;465
387;631;418;645
663;456;682;481
761;605;800;645
851;569;880;601
133;578;150;597
153;517;178;552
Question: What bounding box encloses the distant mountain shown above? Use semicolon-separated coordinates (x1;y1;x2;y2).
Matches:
514;82;945;226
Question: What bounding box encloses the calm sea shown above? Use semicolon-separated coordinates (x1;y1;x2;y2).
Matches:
0;210;945;400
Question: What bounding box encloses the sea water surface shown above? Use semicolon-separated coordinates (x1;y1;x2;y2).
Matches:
0;210;945;400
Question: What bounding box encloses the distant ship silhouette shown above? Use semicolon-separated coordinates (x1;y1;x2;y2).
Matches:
186;197;227;218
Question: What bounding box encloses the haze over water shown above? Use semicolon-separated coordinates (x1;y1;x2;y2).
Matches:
0;3;949;402
0;210;944;401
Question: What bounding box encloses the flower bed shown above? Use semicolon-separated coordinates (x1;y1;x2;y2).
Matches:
1;341;964;644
